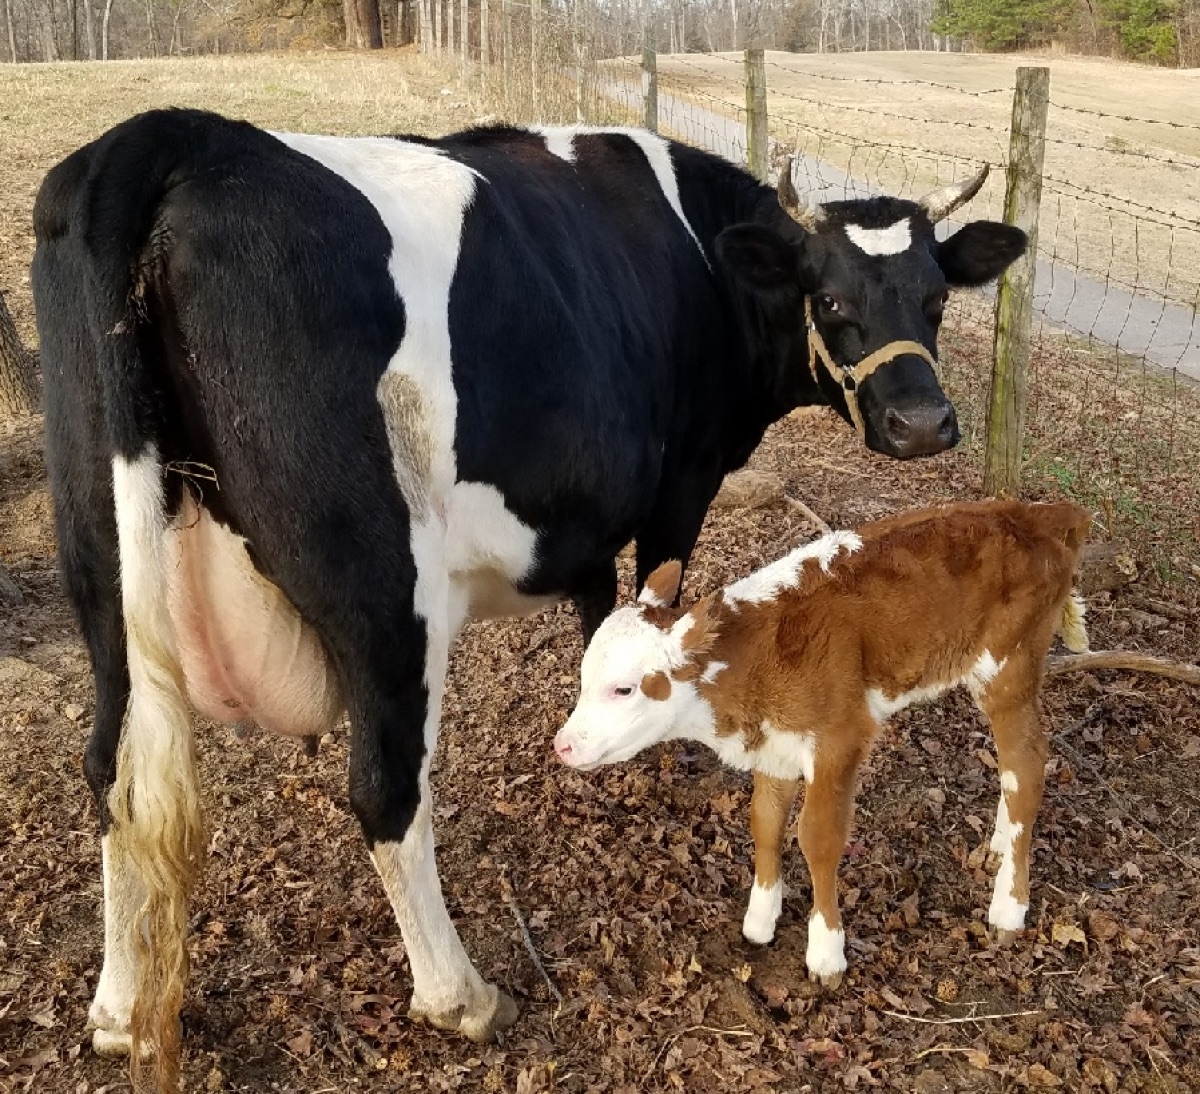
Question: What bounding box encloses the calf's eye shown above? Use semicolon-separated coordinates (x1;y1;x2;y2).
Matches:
613;686;634;697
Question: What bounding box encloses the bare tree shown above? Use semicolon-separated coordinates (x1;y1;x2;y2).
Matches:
0;292;39;420
4;0;16;60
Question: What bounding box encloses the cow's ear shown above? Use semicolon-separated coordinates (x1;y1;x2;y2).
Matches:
936;221;1026;287
716;225;803;296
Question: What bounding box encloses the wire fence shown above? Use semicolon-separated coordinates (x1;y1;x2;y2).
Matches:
421;10;1200;579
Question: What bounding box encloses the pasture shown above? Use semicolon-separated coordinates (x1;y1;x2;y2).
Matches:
2;50;1199;1093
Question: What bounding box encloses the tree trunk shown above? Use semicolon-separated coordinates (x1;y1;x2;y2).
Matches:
0;293;39;419
357;0;383;47
4;0;17;62
101;0;114;58
82;0;95;57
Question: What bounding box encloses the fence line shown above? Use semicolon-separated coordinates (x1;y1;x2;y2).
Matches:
419;15;1199;575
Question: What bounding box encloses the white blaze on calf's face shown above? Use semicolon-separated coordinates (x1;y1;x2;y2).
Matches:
555;606;701;769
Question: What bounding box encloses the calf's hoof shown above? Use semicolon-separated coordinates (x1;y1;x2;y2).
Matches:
410;983;519;1043
808;969;844;991
990;927;1021;948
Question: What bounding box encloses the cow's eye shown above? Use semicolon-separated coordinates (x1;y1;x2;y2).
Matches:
818;294;840;314
613;685;634;698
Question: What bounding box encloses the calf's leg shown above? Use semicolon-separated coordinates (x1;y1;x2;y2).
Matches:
796;735;868;988
979;657;1049;944
743;773;799;944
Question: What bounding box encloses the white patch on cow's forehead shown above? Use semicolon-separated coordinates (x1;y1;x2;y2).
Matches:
845;218;911;257
725;530;862;606
532;125;710;269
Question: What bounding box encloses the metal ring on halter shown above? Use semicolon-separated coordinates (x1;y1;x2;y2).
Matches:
803;297;938;440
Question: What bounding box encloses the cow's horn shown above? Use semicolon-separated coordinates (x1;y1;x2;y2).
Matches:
919;164;990;224
776;156;822;234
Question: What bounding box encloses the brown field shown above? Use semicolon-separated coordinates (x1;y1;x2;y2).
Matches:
644;51;1200;308
2;50;1200;1094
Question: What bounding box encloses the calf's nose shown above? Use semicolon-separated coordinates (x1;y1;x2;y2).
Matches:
880;401;958;458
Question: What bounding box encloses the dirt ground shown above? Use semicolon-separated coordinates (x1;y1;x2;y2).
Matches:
2;48;1200;1094
643;50;1200;307
4;396;1200;1093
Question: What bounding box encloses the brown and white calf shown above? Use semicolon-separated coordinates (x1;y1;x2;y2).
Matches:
555;499;1091;986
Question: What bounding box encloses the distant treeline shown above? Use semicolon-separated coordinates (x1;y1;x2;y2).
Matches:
3;0;1197;70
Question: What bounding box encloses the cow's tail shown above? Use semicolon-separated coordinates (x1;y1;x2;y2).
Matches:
58;111;215;1091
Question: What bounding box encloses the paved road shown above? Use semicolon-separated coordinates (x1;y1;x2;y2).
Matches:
604;81;1200;380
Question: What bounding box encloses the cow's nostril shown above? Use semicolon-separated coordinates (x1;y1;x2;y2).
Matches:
883;407;911;442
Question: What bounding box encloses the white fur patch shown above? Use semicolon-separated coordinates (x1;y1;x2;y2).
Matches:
538;128;578;162
89;833;144;1038
701;660;727;684
845;218;911;256
806;911;847;981
637;586;668;608
724;530;862;607
531;126;709;267
742;880;783;945
987;820;1028;932
1000;769;1020;793
990;793;1012;856
867;649;1007;723
965;649;1006;699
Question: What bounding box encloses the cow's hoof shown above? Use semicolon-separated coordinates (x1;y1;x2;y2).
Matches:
92;1028;152;1060
411;984;519;1043
991;927;1020;947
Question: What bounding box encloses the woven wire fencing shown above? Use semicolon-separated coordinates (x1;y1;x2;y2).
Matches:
428;15;1200;578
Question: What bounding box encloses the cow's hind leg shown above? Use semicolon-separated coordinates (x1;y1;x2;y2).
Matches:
978;653;1049;945
340;519;518;1042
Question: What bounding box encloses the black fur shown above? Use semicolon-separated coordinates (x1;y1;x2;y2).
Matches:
33;109;1024;849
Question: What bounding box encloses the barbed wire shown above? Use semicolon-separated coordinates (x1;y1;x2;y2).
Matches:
1049;99;1200;132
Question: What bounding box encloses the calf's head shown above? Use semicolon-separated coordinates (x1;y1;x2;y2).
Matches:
717;162;1026;459
555;561;720;770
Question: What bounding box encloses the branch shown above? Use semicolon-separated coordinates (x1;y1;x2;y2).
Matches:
500;869;562;1004
0;562;23;606
1046;650;1200;686
784;495;832;534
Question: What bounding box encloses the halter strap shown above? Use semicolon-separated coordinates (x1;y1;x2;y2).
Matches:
804;297;938;440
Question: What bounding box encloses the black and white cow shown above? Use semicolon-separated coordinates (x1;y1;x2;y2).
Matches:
31;107;1023;1085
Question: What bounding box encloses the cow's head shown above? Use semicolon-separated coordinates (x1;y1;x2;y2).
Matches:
716;162;1026;458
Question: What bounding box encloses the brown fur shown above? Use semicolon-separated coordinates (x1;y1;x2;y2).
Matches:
645;500;1091;967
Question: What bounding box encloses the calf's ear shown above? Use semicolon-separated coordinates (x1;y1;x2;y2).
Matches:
936;221;1027;287
639;561;683;608
716;225;804;299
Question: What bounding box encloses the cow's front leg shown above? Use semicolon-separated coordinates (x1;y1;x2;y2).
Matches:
347;536;518;1043
635;467;723;600
571;560;618;644
743;772;799;944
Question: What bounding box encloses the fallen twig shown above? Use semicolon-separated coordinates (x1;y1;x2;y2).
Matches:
502;873;562;1004
784;495;832;535
884;1008;1040;1025
1046;650;1200;686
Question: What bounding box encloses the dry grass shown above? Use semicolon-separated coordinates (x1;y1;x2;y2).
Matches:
637;50;1200;309
0;49;486;341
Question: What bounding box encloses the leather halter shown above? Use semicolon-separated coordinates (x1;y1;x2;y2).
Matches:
805;296;938;440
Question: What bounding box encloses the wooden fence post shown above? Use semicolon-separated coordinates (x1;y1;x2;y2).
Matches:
642;35;657;132
744;47;768;182
984;66;1049;496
